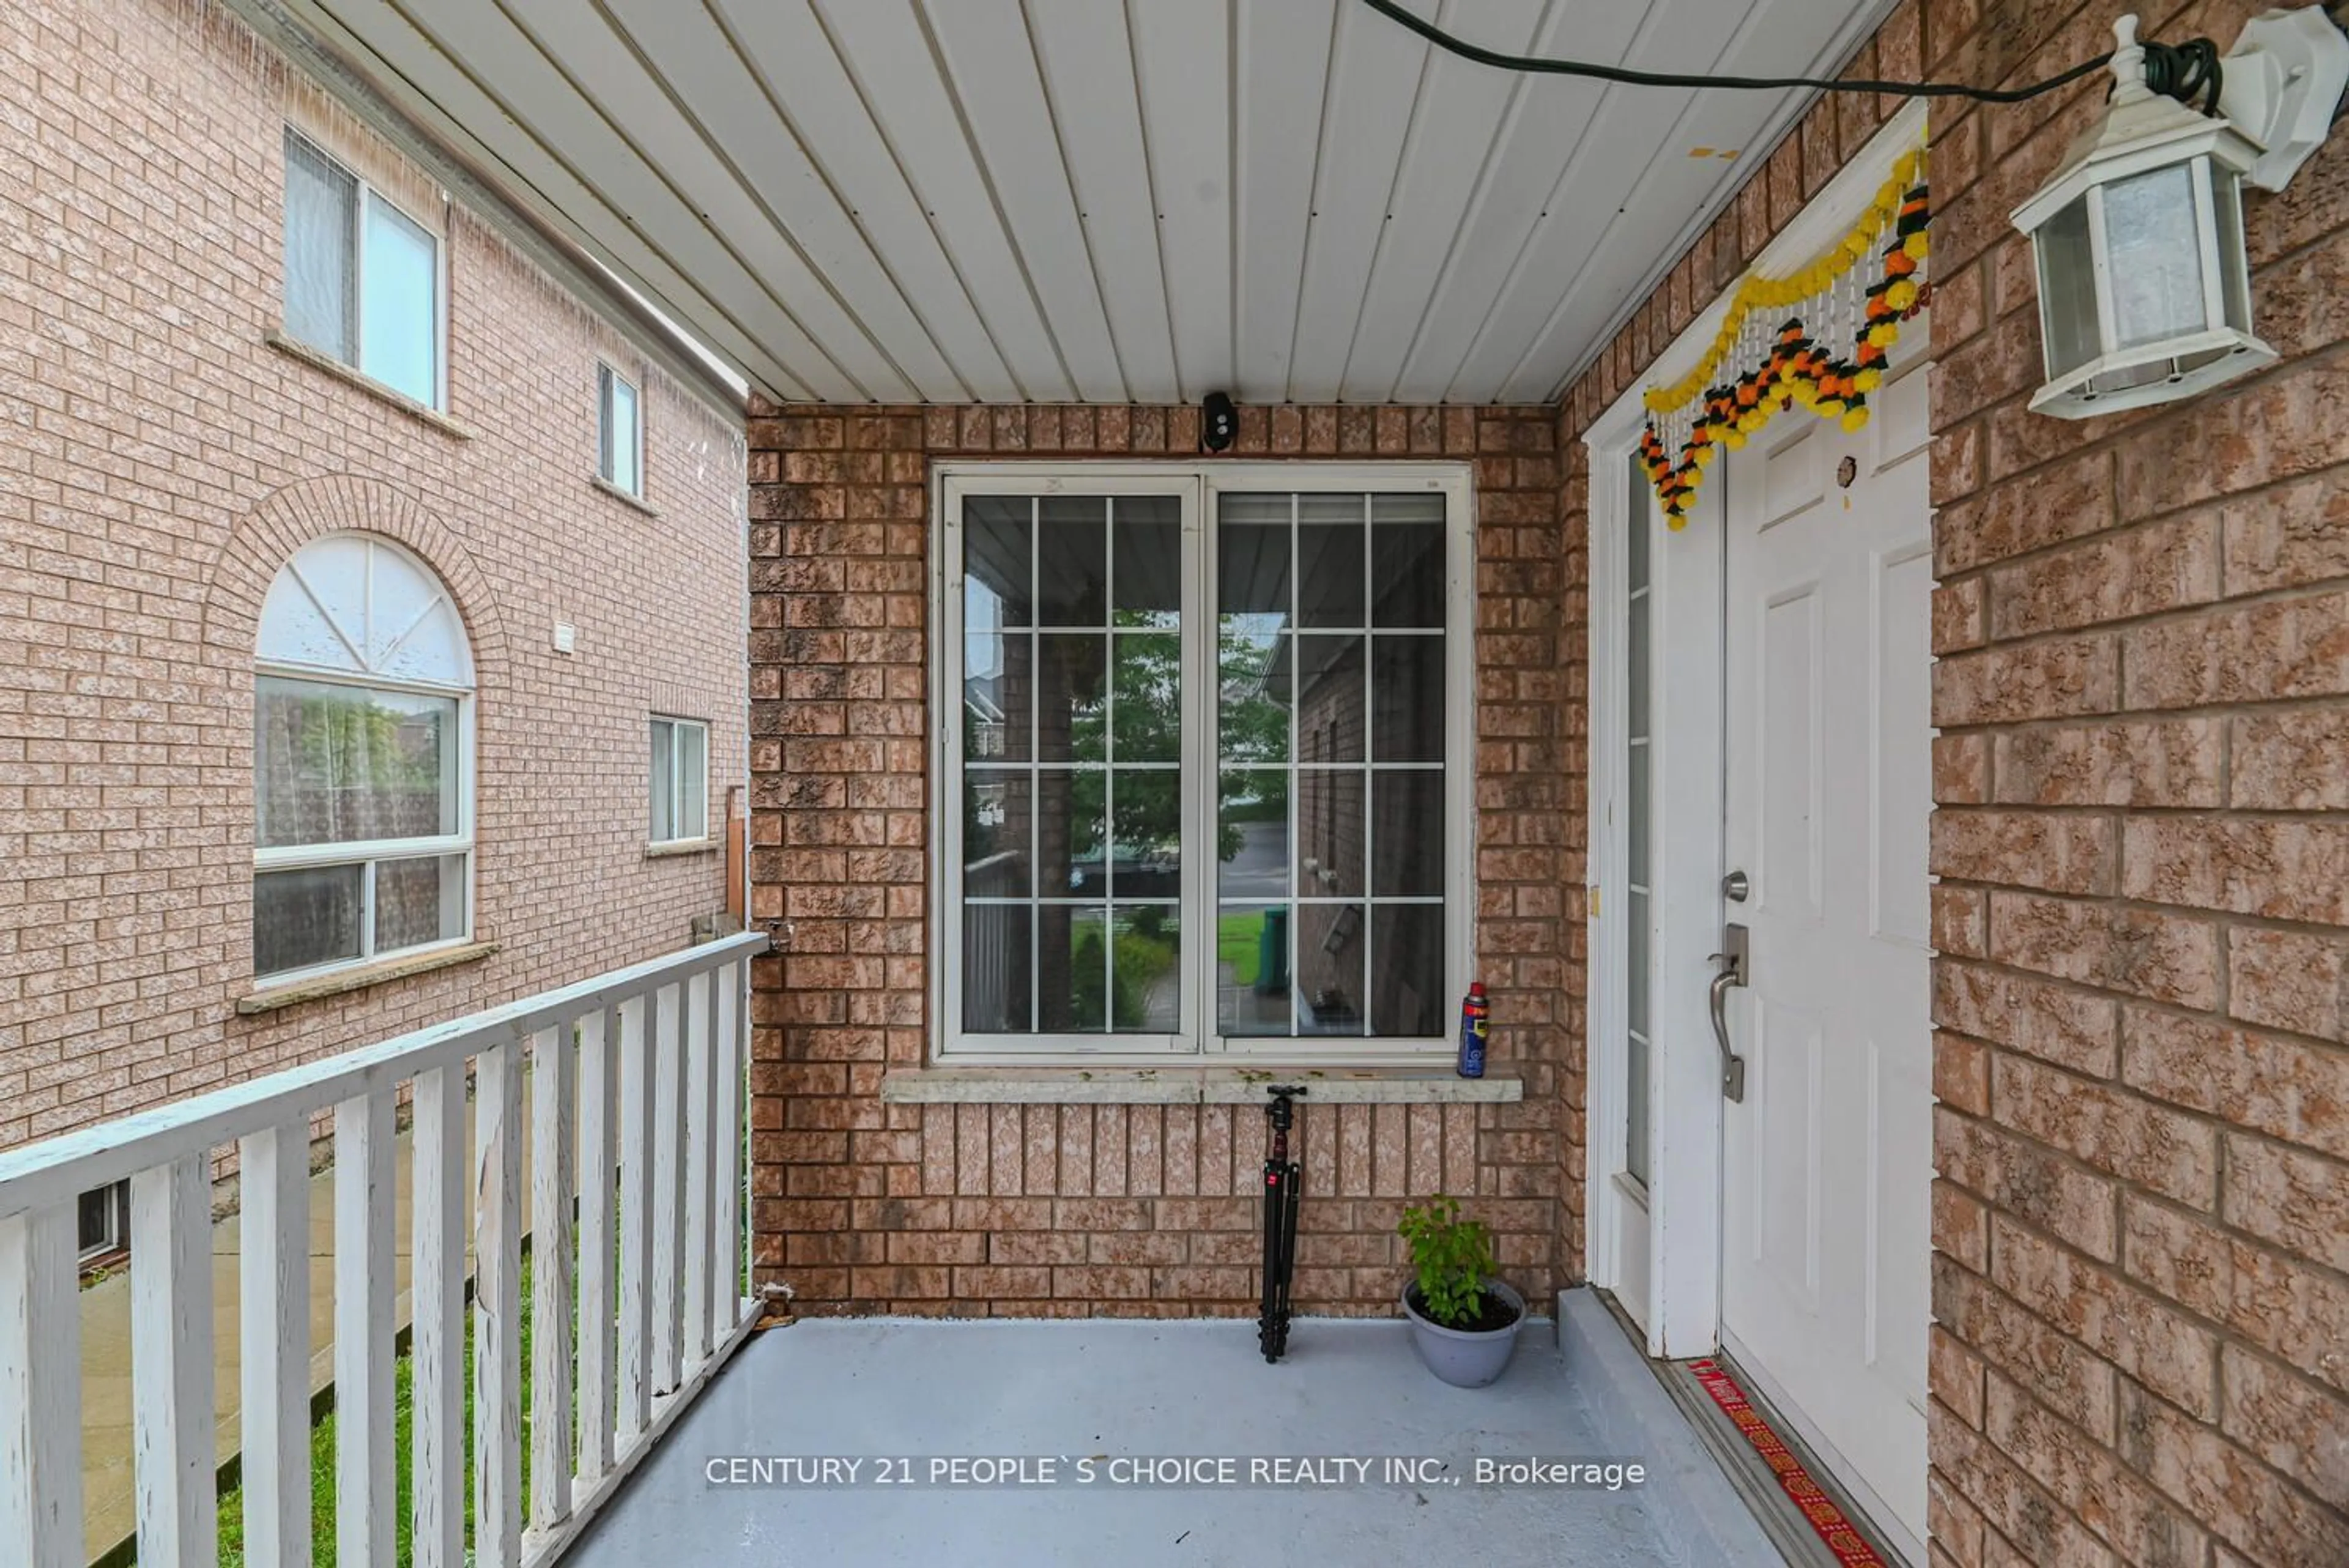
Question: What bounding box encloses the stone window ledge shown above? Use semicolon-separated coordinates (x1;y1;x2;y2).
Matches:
235;940;498;1015
880;1067;1523;1106
645;838;716;859
263;329;475;441
590;474;662;516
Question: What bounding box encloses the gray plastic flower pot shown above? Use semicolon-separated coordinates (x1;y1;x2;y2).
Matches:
1401;1278;1526;1388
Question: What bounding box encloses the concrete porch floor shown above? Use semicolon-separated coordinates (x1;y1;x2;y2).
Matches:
566;1291;1781;1568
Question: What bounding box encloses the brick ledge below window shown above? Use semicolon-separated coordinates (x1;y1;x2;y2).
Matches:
263;330;474;440
236;940;499;1016
590;474;662;516
880;1067;1522;1106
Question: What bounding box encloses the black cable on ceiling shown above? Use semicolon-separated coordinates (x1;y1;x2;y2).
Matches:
1351;0;2228;111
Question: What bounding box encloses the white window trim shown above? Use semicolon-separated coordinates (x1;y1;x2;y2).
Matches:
283;127;450;413
598;362;646;496
650;714;711;848
930;461;1477;1068
78;1180;130;1265
251;666;477;986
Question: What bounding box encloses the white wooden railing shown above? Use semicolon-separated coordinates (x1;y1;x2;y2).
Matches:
0;931;766;1568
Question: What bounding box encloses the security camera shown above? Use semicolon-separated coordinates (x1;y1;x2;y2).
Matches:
1201;391;1238;451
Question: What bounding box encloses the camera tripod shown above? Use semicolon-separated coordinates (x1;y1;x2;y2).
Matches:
1258;1085;1306;1363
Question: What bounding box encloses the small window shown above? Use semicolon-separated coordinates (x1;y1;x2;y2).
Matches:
650;717;709;845
599;365;643;496
254;534;475;983
78;1181;129;1265
282;128;442;409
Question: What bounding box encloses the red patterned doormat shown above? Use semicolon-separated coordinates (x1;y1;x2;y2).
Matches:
1685;1358;1891;1568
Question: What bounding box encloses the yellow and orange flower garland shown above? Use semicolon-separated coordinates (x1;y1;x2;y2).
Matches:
1640;159;1933;527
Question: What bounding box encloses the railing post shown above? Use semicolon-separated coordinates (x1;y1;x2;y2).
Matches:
530;1022;577;1532
238;1121;313;1568
475;1037;524;1568
651;981;686;1397
411;1063;467;1568
333;1093;396;1568
683;968;715;1366
0;1205;83;1568
617;992;654;1440
577;1003;620;1480
131;1153;217;1567
711;956;744;1344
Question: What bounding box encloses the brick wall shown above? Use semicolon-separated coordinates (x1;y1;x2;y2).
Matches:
746;402;1581;1315
1559;2;2349;1565
0;0;747;1150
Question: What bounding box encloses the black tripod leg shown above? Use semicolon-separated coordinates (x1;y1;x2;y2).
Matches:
1258;1160;1286;1361
1271;1157;1301;1358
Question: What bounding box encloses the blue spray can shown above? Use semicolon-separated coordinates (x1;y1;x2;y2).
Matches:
1458;982;1489;1079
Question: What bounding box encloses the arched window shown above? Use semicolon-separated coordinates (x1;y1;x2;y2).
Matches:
253;533;475;982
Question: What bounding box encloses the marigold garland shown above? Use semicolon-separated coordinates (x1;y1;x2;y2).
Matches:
1641;174;1932;529
1644;145;1928;418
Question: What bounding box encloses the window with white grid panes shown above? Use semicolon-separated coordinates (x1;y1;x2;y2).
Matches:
940;472;1469;1059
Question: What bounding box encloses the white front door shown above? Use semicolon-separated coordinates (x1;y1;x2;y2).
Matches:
1717;341;1932;1561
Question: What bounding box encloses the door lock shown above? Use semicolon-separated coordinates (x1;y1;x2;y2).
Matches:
1708;923;1750;1103
1721;869;1750;902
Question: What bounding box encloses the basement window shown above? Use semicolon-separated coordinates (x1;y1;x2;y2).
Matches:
938;468;1472;1062
78;1180;129;1267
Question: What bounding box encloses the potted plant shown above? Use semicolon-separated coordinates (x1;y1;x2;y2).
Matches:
1397;1195;1525;1388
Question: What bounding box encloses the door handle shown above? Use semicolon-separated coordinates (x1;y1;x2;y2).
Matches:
1708;923;1749;1103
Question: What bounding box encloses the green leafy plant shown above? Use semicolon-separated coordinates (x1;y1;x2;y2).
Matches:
1398;1194;1496;1329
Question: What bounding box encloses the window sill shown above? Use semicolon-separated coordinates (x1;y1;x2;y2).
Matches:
590;475;661;516
236;940;498;1015
645;838;716;859
880;1067;1522;1107
263;330;473;440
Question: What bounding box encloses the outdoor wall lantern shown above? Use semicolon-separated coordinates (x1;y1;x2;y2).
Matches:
2013;9;2349;418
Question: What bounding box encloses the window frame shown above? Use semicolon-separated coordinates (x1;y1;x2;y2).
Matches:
598;362;645;496
281;126;448;412
250;667;477;985
932;463;1477;1067
78;1180;130;1266
252;532;477;987
649;714;711;848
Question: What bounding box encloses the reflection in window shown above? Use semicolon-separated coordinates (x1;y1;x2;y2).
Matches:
950;485;1457;1052
1215;492;1449;1041
959;495;1184;1035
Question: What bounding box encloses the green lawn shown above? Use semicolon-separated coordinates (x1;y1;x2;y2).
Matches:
217;1254;538;1567
1216;912;1265;988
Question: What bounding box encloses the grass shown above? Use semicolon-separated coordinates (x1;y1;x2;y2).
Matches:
217;1253;537;1568
1216;912;1266;989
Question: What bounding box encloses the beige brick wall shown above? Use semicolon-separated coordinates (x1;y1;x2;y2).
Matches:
745;403;1581;1317
1560;2;2349;1564
0;0;748;1151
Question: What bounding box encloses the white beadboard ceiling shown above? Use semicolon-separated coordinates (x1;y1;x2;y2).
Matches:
264;0;1891;406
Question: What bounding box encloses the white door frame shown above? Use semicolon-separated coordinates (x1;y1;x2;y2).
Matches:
1583;103;1929;1359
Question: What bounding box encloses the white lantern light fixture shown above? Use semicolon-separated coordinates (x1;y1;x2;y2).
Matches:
2013;9;2349;418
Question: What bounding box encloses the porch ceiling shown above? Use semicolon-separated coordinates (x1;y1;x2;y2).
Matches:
260;0;1890;407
